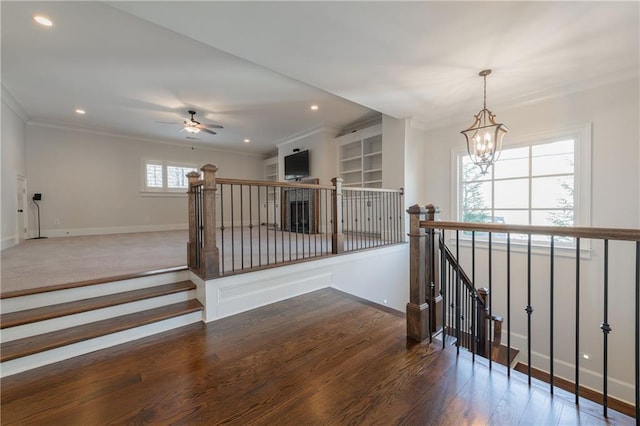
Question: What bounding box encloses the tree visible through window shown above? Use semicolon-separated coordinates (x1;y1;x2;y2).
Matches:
459;139;575;243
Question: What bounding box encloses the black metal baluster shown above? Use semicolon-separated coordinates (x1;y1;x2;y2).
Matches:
281;188;285;263
257;186;262;267
472;231;476;361
240;185;244;270
635;241;639;421
314;189;317;257
601;239;610;417
220;185;225;274
526;233;533;386
507;233;511;376
230;184;235;272
266;187;270;265
323;189;328;255
456;230;460;355
549;236;554;391
488;231;492;371
440;230;446;349
575;237;581;404
273;187;277;263
249;185;253;269
295;188;299;259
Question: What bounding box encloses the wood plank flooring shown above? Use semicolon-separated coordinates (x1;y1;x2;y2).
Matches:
1;288;634;425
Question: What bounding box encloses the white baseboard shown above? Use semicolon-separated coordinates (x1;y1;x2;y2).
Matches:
1;235;17;250
35;223;187;238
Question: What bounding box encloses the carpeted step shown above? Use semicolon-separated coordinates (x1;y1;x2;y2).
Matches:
0;300;203;362
0;281;196;329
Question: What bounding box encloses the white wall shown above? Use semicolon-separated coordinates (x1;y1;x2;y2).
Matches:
277;127;337;185
1;90;28;249
420;77;640;403
25;123;263;237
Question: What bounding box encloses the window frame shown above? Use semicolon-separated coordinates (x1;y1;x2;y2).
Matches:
451;123;592;255
141;159;199;196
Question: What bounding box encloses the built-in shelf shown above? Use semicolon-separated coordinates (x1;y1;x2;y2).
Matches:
336;125;383;189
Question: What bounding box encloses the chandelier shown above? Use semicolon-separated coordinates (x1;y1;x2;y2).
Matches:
461;69;508;175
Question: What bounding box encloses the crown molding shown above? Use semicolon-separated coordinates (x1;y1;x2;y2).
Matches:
1;85;31;123
27;121;264;158
274;125;338;147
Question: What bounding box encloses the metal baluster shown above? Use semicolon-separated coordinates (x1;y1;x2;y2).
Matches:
240;185;244;270
575;237;581;404
281;187;285;263
295;188;299;259
635;241;639;421
231;184;235;272
249;185;253;269
257;186;262;267
488;231;492;371
273;187;277;263
314;189;317;257
220;185;225;274
441;230;446;349
549;236;554;391
601;239;611;417
456;230;460;355
526;234;533;385
472;231;476;360
266;186;270;265
507;233;511;377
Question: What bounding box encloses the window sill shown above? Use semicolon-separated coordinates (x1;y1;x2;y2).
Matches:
448;236;592;260
140;191;187;198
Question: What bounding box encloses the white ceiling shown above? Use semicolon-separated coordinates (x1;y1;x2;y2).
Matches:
3;1;639;154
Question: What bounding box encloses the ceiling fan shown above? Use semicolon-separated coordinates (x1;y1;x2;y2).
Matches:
157;110;223;136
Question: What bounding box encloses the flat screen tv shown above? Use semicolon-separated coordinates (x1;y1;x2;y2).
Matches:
284;150;310;180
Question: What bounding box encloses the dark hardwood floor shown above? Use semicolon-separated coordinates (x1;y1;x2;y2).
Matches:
1;288;634;425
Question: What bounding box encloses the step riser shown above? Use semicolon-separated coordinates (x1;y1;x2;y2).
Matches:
2;271;189;314
0;311;202;378
1;290;196;343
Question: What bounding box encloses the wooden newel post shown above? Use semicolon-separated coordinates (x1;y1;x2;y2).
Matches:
425;204;444;334
407;204;429;342
187;171;201;271
331;177;344;254
476;287;490;357
200;164;220;279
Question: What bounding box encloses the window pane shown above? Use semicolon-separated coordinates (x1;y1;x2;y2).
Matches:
146;164;163;188
462;181;492;210
493;146;529;179
532;176;573;209
462;209;491;223
167;166;197;189
532;139;573;156
533;209;574;227
494;209;529;225
532;153;573;176
494;179;529;209
462;156;490;182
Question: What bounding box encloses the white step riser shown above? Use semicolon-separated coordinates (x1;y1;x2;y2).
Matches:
1;290;196;343
2;270;189;313
0;311;202;378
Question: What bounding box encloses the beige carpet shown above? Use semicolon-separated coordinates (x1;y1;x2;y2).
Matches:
1;231;188;294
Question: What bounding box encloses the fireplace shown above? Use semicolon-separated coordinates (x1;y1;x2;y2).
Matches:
283;186;318;234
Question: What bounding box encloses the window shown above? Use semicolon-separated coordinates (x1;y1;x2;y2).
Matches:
142;160;198;194
455;125;591;247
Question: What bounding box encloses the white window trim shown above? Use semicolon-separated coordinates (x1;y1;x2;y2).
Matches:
140;159;199;196
450;123;592;257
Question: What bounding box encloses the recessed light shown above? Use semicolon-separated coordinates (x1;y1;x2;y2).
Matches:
243;139;251;143
75;109;86;115
33;15;53;27
310;105;319;111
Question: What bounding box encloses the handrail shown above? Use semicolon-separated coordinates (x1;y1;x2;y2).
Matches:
343;186;404;194
439;235;485;309
216;177;336;190
420;220;640;242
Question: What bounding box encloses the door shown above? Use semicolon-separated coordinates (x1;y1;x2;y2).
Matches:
17;176;27;242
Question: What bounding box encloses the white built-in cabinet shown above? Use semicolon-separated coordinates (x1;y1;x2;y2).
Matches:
336;124;383;188
262;156;280;228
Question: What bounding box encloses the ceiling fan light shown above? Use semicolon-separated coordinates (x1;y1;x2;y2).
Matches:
185;125;200;134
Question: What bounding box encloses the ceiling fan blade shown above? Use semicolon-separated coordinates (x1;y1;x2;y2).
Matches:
200;128;217;135
155;121;182;125
200;123;224;129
